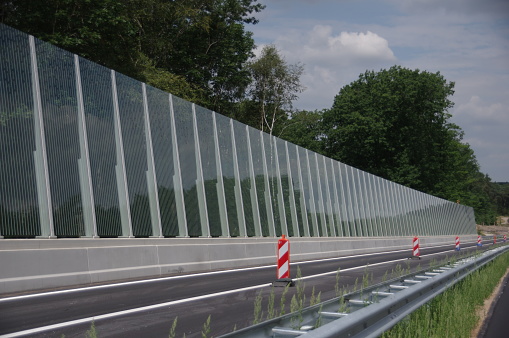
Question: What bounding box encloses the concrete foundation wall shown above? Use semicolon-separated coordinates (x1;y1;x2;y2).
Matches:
0;235;477;295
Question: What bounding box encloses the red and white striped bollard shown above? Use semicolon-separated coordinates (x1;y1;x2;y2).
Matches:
477;235;482;247
412;236;420;259
455;236;460;251
273;235;294;287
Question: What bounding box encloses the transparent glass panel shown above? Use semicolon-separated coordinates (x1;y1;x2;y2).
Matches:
145;86;178;236
35;39;84;237
339;163;355;236
216;114;239;236
275;138;292;236
0;26;41;237
233;121;255;236
316;154;332;236
324;157;339;236
297;146;313;236
262;133;281;236
287;144;305;236
173;96;201;236
248;128;269;236
115;73;152;237
79;59;122;237
195;106;221;236
308;153;323;236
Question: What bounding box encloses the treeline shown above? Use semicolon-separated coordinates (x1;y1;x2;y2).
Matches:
1;0;505;223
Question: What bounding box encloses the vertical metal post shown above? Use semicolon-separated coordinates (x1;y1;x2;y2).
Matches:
191;104;210;238
74;55;98;238
285;142;299;237
230;120;247;237
169;94;188;237
305;150;319;236
274;137;288;236
142;83;163;238
246;126;262;237
260;131;276;237
111;70;133;238
212;113;230;237
296;147;310;237
30;35;55;238
322;156;336;237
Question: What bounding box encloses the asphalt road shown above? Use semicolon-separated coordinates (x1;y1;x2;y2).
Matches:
481;267;509;338
0;241;491;338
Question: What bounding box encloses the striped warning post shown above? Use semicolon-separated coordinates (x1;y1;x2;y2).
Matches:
412;236;420;258
494;235;497;244
455;236;460;251
477;235;482;247
277;234;290;279
504;235;507;242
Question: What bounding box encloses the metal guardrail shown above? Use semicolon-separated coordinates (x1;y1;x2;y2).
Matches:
221;244;509;338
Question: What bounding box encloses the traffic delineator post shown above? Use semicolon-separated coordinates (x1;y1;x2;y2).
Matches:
412;236;420;259
494;235;497;245
455;236;460;251
273;235;294;287
504;235;507;242
477;235;482;247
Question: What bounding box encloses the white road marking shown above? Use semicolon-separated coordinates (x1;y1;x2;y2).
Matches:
1;244;477;337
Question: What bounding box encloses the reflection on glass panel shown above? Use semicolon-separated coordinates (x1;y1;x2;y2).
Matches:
300;148;317;236
173;96;201;236
349;166;363;236
79;59;122;237
362;172;374;236
371;174;382;236
339;163;354;236
356;170;370;236
115;73;152;237
36;40;84;237
287;144;305;236
248;128;269;236
307;152;322;236
195;106;221;236
276;138;292;236
0;27;41;237
216;114;239;236
262;132;281;236
146;86;178;236
317;154;332;236
325;158;341;236
233;121;255;236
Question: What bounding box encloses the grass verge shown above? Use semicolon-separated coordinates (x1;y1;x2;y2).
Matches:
382;250;509;338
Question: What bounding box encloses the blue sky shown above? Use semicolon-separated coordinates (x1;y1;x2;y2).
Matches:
248;0;509;182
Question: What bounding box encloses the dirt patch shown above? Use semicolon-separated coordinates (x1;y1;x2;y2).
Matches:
477;224;509;237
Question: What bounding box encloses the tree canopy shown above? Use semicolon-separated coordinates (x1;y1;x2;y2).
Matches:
235;45;304;135
0;0;264;111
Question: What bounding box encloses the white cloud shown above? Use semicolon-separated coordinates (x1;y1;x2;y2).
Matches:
267;25;396;110
277;25;396;66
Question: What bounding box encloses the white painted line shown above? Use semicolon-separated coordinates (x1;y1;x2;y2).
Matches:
0;282;272;337
0;242;477;303
0;246;470;337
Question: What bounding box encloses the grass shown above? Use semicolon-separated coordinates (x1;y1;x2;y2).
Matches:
382;250;509;338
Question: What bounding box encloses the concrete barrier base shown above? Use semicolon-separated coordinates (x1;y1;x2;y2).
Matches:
0;235;478;295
